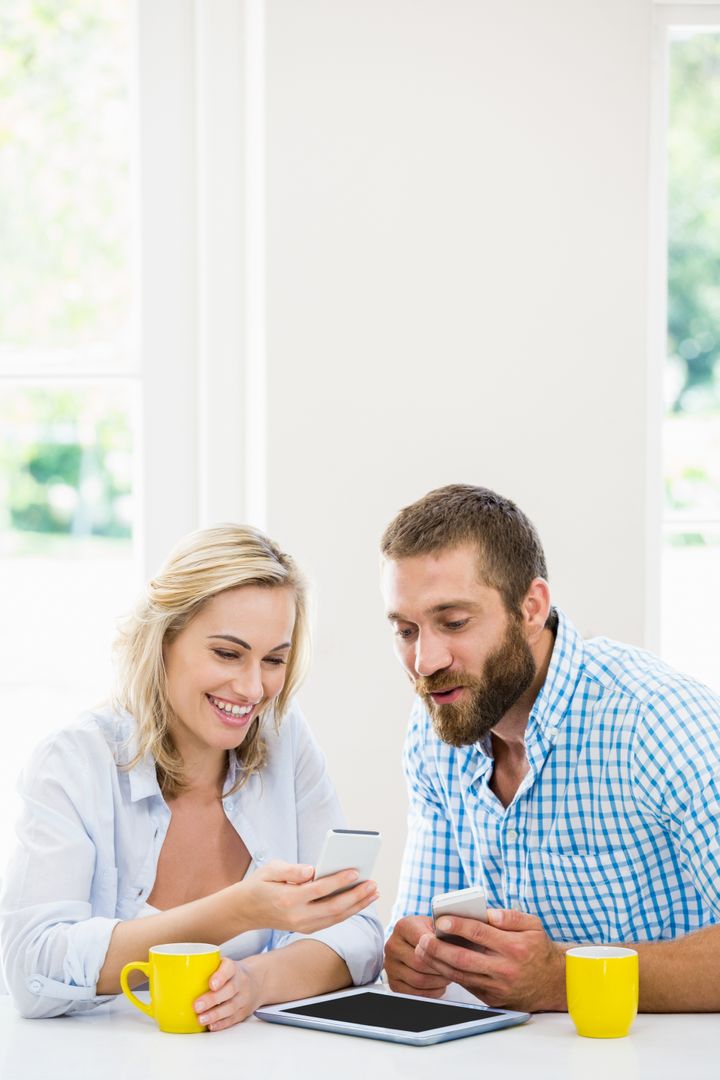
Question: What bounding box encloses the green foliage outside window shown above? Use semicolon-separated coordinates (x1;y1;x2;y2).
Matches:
0;387;133;543
0;0;131;347
666;32;720;531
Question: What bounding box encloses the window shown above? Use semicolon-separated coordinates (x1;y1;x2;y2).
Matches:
661;17;720;691
0;2;139;866
0;1;253;867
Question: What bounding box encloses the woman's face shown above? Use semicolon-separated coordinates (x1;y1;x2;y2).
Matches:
163;585;296;757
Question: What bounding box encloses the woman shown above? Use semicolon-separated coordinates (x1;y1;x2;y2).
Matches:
0;525;383;1025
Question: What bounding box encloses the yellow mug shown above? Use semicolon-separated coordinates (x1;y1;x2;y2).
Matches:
120;943;221;1034
566;946;639;1039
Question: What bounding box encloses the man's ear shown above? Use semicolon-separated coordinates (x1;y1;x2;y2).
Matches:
521;578;551;642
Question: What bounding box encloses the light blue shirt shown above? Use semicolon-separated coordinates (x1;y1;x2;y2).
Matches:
389;609;720;943
1;704;383;1018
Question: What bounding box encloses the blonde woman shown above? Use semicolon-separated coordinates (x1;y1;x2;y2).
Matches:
0;525;383;1024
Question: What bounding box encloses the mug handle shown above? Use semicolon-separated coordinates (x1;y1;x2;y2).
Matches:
120;961;153;1019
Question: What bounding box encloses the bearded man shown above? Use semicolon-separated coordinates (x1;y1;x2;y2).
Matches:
381;484;720;1013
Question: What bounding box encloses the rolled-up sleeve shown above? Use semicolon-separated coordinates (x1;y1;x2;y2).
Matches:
0;736;120;1018
269;709;384;985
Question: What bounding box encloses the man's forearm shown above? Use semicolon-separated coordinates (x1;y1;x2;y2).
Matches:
424;908;720;1014
531;926;720;1013
632;925;720;1012
524;928;720;1013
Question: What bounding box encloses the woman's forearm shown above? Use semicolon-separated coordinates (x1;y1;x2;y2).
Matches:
243;940;351;1006
97;884;251;994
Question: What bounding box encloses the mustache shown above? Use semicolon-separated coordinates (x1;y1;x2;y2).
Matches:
415;670;476;696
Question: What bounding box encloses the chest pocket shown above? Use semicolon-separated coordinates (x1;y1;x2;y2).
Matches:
525;846;644;942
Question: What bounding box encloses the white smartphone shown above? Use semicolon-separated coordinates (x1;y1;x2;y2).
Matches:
431;886;488;951
313;828;381;894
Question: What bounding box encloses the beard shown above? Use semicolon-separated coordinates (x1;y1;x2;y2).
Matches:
416;616;536;747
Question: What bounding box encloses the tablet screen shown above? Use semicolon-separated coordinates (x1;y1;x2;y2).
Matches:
278;992;503;1033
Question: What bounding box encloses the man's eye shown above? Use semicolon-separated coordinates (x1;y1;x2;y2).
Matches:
394;626;415;640
444;620;469;631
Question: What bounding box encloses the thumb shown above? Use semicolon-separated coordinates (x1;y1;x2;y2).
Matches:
488;907;544;932
262;860;315;884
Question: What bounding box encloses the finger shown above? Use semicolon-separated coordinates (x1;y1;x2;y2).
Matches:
389;915;436;950
195;976;237;1016
208;957;235;992
202;994;252;1030
434;915;510;952
385;922;437;970
487;907;544;932
262;860;315;884
389;977;447;999
339;882;380;918
305;881;380;930
208;1010;251;1032
416;933;503;978
303;869;361;901
385;959;450;993
194;958;235;1013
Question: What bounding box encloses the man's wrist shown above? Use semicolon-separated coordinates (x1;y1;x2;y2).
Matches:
547;942;570;1011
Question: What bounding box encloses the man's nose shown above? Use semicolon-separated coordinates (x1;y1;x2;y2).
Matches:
415;632;452;678
230;666;263;703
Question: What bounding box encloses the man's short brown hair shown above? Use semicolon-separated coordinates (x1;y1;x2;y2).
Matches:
381;483;552;617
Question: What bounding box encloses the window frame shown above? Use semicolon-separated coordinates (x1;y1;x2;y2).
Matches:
648;3;720;655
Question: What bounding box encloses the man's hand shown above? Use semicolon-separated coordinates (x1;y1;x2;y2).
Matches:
415;908;568;1012
384;915;452;998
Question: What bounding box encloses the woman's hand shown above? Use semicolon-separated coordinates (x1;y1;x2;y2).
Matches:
194;957;263;1032
237;859;379;935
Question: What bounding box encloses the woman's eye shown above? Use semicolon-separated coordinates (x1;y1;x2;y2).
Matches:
213;649;239;660
263;656;286;666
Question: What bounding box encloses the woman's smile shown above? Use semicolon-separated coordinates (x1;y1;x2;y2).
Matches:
206;693;258;728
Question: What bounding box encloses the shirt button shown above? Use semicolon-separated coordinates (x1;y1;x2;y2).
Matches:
29;979;42;994
506;828;519;841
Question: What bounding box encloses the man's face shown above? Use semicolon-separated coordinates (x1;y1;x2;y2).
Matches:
382;545;536;745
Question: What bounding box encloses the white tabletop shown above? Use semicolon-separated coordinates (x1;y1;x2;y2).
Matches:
1;990;718;1080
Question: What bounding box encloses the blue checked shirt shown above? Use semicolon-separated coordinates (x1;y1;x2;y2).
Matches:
389;609;720;943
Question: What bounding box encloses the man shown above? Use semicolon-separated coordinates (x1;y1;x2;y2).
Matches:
381;484;720;1012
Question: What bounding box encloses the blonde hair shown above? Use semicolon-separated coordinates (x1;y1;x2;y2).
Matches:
113;524;311;798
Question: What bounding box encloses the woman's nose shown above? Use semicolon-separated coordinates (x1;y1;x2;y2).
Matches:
230;667;263;703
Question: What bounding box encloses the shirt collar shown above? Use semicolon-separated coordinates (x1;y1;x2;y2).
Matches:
125;743;243;803
223;749;242;794
469;607;585;760
127;750;162;802
526;607;585;741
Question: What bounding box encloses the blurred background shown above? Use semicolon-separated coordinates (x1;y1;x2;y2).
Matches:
1;0;719;918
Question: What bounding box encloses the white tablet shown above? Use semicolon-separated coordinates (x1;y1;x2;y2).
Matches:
255;987;530;1046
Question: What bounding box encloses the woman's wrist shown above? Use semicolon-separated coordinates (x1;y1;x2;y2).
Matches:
220;879;259;938
239;953;272;1009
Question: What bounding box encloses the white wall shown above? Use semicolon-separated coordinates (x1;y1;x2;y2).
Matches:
259;0;653;918
135;0;654;922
